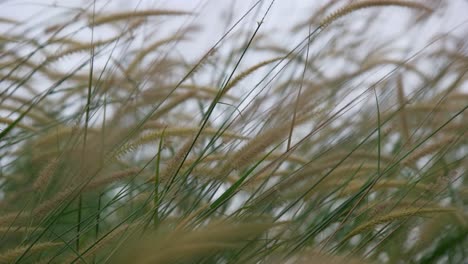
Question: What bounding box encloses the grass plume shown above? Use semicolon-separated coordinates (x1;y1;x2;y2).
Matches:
0;1;466;263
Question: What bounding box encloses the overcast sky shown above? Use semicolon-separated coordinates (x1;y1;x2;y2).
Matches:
1;0;467;56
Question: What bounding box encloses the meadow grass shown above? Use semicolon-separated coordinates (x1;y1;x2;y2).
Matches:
0;0;466;263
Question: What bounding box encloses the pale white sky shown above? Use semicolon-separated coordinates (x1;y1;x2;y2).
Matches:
2;0;467;58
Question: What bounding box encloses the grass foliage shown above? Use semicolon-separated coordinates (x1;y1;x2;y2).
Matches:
0;0;467;263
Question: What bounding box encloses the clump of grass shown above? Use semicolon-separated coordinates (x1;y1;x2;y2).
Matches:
0;0;467;263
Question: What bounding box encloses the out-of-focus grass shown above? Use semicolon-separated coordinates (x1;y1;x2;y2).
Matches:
0;1;466;263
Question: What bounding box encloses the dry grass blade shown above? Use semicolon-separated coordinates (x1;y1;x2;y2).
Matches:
0;242;62;264
222;56;285;96
90;10;192;26
320;0;432;28
109;221;277;264
344;207;457;241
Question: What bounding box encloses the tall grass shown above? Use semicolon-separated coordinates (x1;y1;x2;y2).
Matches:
0;0;466;263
